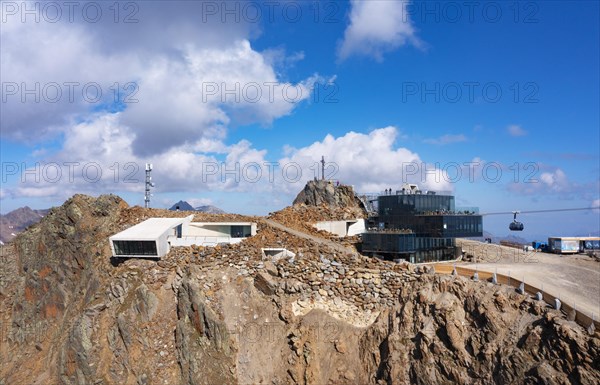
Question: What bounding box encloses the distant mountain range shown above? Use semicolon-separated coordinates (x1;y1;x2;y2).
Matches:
0;206;50;244
169;200;225;214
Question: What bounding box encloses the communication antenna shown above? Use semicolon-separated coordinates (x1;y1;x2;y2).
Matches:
144;163;155;208
321;156;325;181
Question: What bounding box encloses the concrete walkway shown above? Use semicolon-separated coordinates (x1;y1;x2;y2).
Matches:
457;240;600;319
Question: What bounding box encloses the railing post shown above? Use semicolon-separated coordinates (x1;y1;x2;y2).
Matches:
518;277;525;295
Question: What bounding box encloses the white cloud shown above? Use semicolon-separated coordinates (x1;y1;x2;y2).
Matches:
187;198;214;208
1;3;320;156
280;127;452;193
1;17;136;142
507;167;577;196
261;47;306;74
539;169;568;191
8;125;455;202
424;134;467;145
2;2;334;208
338;0;421;61
15;186;63;198
11;108;322;204
507;124;528;137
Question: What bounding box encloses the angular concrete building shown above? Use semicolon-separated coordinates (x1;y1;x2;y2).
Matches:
109;215;256;258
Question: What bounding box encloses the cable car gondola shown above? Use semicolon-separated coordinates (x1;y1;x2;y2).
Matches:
509;211;524;231
482;206;599;232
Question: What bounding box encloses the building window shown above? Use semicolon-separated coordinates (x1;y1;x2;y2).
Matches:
113;240;158;256
231;225;251;238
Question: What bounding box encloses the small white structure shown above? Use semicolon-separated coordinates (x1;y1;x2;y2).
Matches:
262;248;296;261
109;216;256;258
314;219;365;237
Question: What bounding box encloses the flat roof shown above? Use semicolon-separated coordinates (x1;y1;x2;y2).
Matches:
315;219;360;223
110;217;188;240
190;222;255;226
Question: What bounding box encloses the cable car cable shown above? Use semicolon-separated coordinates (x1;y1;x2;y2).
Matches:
480;207;599;216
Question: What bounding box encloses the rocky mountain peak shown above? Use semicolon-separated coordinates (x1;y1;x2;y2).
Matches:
169;200;225;213
293;180;366;213
169;200;195;211
0;206;50;243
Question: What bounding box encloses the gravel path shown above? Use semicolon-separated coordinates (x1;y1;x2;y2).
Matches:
260;218;356;255
458;240;600;318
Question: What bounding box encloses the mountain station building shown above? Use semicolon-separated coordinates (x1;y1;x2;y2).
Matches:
362;185;483;263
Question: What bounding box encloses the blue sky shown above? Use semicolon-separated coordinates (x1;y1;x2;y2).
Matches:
1;0;599;240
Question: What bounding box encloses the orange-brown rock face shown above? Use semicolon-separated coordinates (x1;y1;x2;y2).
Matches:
1;194;599;385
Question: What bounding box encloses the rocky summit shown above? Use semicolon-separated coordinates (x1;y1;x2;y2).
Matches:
0;206;50;244
293;179;366;215
169;201;226;214
0;194;599;385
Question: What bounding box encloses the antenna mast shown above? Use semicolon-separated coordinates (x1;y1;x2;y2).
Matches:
144;163;155;208
321;156;325;181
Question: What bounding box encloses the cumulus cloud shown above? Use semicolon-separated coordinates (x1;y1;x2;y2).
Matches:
4;111;273;201
280;127;452;193
3;2;440;211
424;134;467;145
338;0;421;61
507;167;579;196
120;40;321;156
507;124;528;137
7;125;455;203
1;17;136;142
539;169;569;191
1;2;320;156
0;0;335;212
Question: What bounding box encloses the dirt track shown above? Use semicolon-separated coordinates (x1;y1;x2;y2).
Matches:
457;239;600;318
260;218;357;255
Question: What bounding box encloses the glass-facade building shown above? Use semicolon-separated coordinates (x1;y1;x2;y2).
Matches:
362;191;483;263
113;240;159;257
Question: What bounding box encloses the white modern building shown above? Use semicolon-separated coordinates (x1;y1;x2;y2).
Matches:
109;216;256;258
314;219;365;237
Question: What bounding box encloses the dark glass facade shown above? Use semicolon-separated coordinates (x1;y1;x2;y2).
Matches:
113;240;158;256
378;194;455;216
362;191;482;263
230;225;252;237
362;232;416;254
